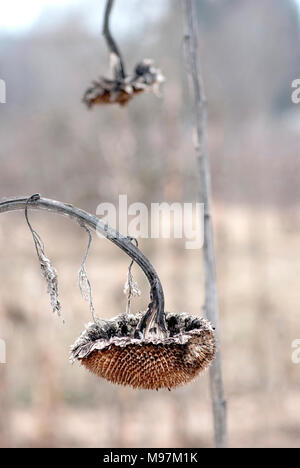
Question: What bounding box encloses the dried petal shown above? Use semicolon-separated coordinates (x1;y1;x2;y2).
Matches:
70;312;216;390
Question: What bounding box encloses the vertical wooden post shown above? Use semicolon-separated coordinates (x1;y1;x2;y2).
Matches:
183;0;228;448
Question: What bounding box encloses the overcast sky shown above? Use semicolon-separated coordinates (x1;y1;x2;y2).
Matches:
1;0;299;40
0;0;169;36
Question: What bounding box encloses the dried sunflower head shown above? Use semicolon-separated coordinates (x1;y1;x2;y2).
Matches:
83;59;165;108
70;312;216;390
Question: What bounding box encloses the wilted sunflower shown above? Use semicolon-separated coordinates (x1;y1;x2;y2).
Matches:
70;311;216;390
83;59;165;108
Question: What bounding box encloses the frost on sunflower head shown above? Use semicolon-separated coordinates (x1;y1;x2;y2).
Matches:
83;59;165;108
70;311;216;390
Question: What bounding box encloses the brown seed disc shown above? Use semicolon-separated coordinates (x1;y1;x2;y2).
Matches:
70;312;216;390
83;60;164;108
79;331;215;390
85;89;134;107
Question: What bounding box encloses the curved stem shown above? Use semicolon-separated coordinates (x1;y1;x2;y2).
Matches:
0;196;166;332
103;0;126;80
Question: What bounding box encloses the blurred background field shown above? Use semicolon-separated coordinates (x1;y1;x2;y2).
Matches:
0;0;300;448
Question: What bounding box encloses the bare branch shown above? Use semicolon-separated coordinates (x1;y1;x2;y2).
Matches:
182;0;228;448
0;195;166;335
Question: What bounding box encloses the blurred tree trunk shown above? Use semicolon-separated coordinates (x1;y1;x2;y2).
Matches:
183;0;227;448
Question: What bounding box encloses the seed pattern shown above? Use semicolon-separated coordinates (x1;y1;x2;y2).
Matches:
70;312;216;390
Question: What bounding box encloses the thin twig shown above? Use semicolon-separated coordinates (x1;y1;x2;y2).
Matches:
103;0;126;80
24;194;61;317
182;0;228;448
0;196;166;335
124;237;141;314
78;224;96;322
